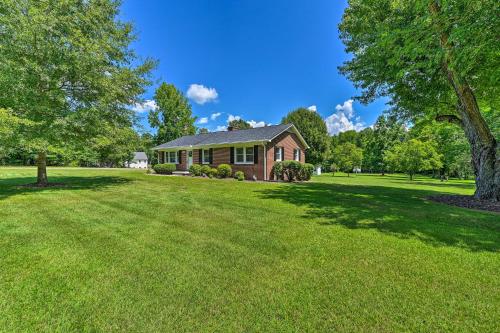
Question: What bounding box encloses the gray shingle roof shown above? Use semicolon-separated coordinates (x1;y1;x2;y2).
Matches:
133;152;148;160
153;124;307;150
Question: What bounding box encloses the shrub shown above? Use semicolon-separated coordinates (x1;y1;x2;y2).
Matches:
207;168;218;178
272;161;284;180
189;164;202;176
217;164;232;178
272;161;314;182
234;171;245;181
298;163;314;181
200;165;211;176
153;163;176;175
281;160;302;181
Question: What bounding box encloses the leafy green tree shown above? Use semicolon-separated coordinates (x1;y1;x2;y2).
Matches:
363;115;407;174
384;139;443;180
450;150;474;180
136;132;155;163
282;108;329;165
228;119;252;130
332;143;363;177
333;130;357;147
339;0;499;200
410;119;471;178
330;162;338;176
149;83;196;144
0;0;154;185
198;128;209;134
93;126;139;167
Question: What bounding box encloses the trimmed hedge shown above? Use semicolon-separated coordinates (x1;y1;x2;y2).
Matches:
282;160;302;181
272;161;284;180
207;168;218;178
189;164;202;176
234;171;245;181
217;164;232;178
153;163;176;175
200;165;211;176
298;163;314;181
272;160;314;182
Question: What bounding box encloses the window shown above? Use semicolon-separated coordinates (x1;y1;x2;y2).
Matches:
294;148;300;161
165;151;178;163
235;147;254;164
202;149;210;164
275;147;283;161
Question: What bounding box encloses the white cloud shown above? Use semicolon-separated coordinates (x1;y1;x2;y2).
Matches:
335;99;354;118
132;99;157;113
227;114;241;122
197;117;208;124
324;99;364;135
307;105;317;112
215;125;227;131
210;112;221;120
228;114;266;128
248;120;266;128
187;84;218;104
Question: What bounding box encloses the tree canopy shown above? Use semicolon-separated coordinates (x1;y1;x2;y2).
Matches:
332;143;363;176
149;82;196;145
282;108;329;166
228;119;252;130
384;139;443;180
362;115;407;174
0;0;155;185
339;0;499;200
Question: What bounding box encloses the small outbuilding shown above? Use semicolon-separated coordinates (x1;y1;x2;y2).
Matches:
127;152;148;169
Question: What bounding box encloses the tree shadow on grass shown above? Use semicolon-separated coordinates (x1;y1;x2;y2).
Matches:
257;182;499;252
0;176;131;201
385;180;475;190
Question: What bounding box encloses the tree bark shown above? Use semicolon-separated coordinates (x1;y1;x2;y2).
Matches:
458;103;499;200
36;151;48;186
430;1;499;201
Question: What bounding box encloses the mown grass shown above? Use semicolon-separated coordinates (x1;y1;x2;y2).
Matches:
0;168;498;332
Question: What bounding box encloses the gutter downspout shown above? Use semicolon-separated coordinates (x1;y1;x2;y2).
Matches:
263;143;267;181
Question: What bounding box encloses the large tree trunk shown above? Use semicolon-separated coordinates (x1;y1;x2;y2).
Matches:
441;77;499;200
36;151;48;186
458;101;499;200
431;1;499;201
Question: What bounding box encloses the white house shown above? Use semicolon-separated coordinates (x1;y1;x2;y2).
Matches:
127;152;148;169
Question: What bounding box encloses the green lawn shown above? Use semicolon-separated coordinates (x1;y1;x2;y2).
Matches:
0;168;498;332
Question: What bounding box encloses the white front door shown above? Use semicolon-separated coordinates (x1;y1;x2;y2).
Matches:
187;150;193;169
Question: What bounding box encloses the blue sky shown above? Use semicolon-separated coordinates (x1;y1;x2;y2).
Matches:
120;0;388;135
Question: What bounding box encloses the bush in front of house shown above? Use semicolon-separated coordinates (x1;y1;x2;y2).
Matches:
200;165;211;176
272;161;284;180
281;160;302;182
234;171;245;181
153;163;176;175
189;164;202;176
217;164;232;178
272;161;314;181
208;168;218;178
298;163;314;181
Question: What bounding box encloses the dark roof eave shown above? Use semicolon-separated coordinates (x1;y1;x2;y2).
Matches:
152;140;267;150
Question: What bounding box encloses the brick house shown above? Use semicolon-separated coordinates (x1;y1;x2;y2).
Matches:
152;123;309;180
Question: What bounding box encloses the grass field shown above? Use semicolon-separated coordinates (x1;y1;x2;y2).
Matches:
0;167;498;332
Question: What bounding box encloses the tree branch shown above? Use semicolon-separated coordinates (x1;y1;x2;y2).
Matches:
435;114;463;127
